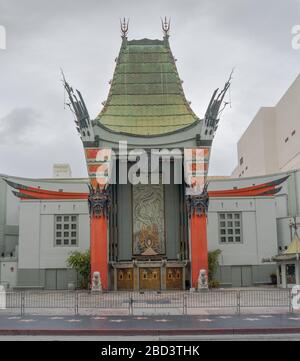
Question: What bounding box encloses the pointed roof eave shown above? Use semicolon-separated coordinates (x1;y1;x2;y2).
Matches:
284;233;300;255
93;117;202;138
273;232;300;262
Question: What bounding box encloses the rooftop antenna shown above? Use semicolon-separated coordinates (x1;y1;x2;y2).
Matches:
228;67;235;109
218;68;235;115
290;216;299;237
161;16;170;37
60;68;67;110
120;18;129;38
60;68;75;117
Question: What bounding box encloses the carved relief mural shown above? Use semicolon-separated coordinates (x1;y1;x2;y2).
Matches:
133;184;165;256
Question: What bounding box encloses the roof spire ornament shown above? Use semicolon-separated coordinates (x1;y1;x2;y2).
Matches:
120;18;129;38
161;16;170;37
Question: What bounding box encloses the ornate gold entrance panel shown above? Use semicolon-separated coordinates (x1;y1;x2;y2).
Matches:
117;268;134;290
132;184;165;256
139;267;161;290
166;267;183;290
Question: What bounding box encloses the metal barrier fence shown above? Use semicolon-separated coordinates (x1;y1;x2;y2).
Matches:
0;289;295;316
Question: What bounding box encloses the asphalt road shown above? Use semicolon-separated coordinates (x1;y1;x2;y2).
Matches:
0;313;300;336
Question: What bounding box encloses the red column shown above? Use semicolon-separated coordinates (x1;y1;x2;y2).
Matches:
190;212;208;288
90;215;108;290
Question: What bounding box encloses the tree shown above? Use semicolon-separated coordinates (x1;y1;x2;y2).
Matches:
67;250;91;289
208;249;222;288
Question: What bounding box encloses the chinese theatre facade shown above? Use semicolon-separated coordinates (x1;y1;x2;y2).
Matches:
64;21;230;290
63;20;232;291
6;20;287;291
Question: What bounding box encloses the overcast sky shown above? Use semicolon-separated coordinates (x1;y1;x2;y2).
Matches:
0;0;300;178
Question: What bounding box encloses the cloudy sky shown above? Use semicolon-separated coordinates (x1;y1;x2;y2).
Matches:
0;0;300;178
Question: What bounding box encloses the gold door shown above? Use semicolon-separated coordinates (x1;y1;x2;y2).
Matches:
117;268;134;290
139;268;161;290
166;267;183;290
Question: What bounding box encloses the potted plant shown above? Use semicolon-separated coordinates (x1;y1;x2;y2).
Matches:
270;273;277;285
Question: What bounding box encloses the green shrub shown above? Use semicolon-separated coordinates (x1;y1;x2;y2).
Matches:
209;280;220;289
67;250;90;289
208;249;221;289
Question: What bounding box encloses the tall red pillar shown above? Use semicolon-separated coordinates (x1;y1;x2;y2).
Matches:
90;215;108;290
190;212;208;288
88;185;110;291
187;182;209;289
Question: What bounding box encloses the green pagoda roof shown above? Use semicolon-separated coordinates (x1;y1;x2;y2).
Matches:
95;37;199;136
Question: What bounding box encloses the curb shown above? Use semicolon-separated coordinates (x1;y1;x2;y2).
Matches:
0;327;300;336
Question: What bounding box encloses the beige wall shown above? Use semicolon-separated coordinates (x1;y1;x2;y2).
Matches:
275;76;300;172
232;75;300;177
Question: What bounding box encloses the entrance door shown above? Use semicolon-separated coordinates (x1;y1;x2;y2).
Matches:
231;267;242;287
166;267;183;290
45;270;56;290
117;268;134;290
231;266;253;287
0;262;17;289
241;266;252;287
45;269;68;290
139;268;161;290
56;270;68;290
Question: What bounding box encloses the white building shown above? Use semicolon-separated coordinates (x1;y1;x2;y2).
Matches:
232;75;300;178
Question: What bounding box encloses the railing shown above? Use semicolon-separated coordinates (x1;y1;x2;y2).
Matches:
0;289;295;316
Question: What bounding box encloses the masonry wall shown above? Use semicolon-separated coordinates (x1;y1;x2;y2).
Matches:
17;199;89;288
232;75;300;178
235;107;277;178
0;178;19;256
207;196;278;287
276;75;300;172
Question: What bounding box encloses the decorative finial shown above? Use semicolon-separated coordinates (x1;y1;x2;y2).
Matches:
120;18;129;38
161;16;170;37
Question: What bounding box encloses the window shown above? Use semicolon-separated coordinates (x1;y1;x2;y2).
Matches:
292;130;296;136
55;215;78;246
285;137;289;143
239;157;244;166
218;213;242;244
286;264;296;284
